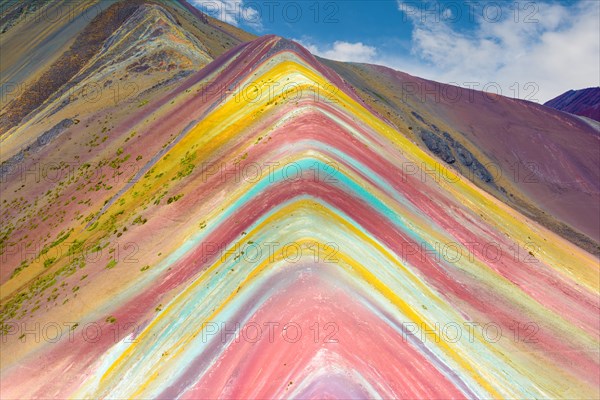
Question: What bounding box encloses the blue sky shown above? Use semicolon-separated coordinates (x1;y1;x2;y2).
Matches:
190;0;600;102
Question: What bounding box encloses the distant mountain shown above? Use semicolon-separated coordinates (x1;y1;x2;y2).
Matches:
544;87;600;122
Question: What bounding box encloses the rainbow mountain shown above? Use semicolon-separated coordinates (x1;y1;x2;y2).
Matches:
1;1;598;399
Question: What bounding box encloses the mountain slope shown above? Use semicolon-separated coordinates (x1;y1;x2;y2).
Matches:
0;3;599;400
545;87;600;122
321;60;600;253
1;33;598;399
0;0;254;137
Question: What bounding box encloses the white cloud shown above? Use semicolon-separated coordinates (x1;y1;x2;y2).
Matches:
396;0;600;102
191;0;262;30
194;1;598;102
295;2;599;103
294;39;378;64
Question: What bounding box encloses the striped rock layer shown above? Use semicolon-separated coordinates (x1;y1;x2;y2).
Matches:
1;33;598;399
